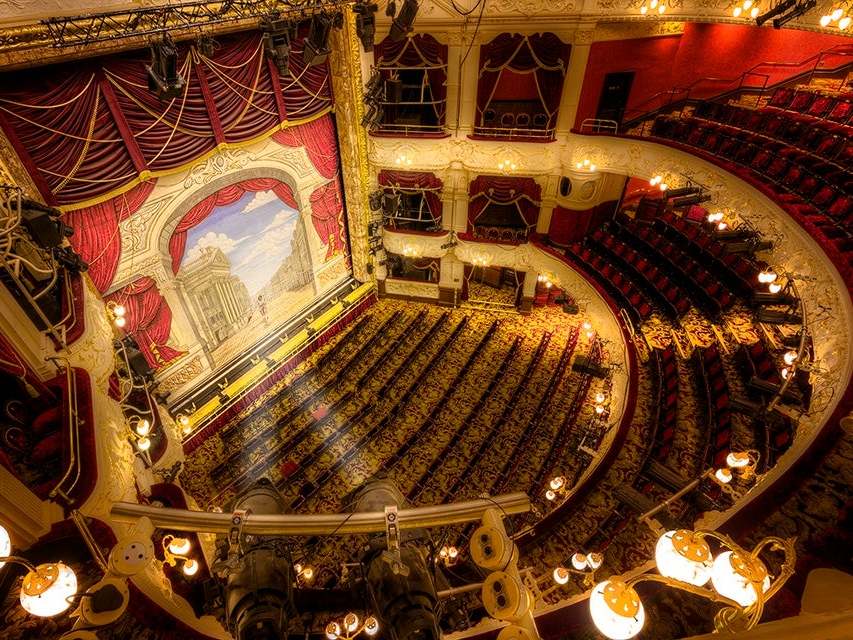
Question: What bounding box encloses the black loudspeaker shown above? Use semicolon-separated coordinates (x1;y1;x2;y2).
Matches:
20;200;67;248
122;339;153;380
572;356;609;379
304;14;332;66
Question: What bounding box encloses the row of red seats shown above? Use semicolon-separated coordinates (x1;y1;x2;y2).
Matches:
590;227;692;317
767;85;853;123
651;347;678;462
694;345;733;469
693;100;853;169
655;210;762;297
735;339;783;397
650;115;853;280
617;217;734;316
572;242;653;321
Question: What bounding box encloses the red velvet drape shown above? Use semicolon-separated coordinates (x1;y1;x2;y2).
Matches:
63;180;156;293
375;34;448;121
468;175;541;227
0;32;333;205
476;33;570;129
105;277;184;368
309;178;347;260
271;115;338;180
169;178;297;274
378;169;443;222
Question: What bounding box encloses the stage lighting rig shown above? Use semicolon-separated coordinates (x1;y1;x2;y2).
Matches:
771;0;817;26
388;0;419;42
362;69;385;129
197;34;216;58
146;33;185;100
304;13;333;67
261;15;296;76
354;2;379;52
754;0;805;25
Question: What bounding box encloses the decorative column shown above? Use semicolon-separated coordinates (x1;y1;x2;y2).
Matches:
447;161;470;233
438;253;463;306
519;266;538;315
453;31;485;137
329;7;374;284
444;31;462;133
536;175;561;236
555;28;596;136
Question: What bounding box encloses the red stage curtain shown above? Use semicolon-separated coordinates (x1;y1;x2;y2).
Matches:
468;175;541;227
309;178;347;260
169;178;297;274
63;180;156;293
0;32;333;205
271;115;338;180
105;277;184;368
476;33;570;130
375;34;448;121
378;169;443;222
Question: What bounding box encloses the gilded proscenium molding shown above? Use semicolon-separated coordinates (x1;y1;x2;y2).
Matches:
0;126;42;200
329;6;374;283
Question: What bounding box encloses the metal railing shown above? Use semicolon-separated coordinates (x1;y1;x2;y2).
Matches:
472;125;556;140
46;361;83;505
373;122;446;136
579;118;618;134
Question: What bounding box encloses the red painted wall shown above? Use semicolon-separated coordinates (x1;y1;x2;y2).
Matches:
575;23;852;127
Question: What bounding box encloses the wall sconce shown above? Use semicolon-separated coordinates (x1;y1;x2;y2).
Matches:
402;245;420;258
649;175;668;191
732;0;761;18
394;154;413;166
497;159;517;173
639;0;667;13
537;273;557;289
582;320;595;339
545;475;569;502
820;5;851;28
326;613;380;639
128;416;152;453
162;535;199;577
437;545;460;566
472;255;490;268
575;158;597;172
589;529;795;639
106;301;127;329
294;562;315;585
176;413;192;436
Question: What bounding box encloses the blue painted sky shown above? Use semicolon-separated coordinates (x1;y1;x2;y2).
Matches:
183;190;300;298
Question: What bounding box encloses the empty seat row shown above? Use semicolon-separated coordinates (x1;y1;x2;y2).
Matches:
694;345;733;469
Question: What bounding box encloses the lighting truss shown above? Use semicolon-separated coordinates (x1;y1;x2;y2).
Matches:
40;0;354;48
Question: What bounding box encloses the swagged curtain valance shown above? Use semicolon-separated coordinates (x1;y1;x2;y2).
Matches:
378;170;443;224
374;34;448;122
476;33;570;130
0;28;333;207
468;175;542;230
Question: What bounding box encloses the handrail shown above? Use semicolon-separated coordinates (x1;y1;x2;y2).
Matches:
109;492;531;535
580;118;618;134
47;362;82;504
472;125;556;139
765;279;808;414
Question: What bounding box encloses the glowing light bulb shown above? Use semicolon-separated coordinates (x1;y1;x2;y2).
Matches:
781;367;789;380
182;558;199;576
0;523;10;569
587;552;604;570
113;304;126;317
715;468;733;484
114;316;127;328
659;182;668;191
821;14;833;25
136;436;151;452
572;553;588;570
650;0;658;8
583;159;591;166
711;551;770;607
550;476;565;491
831;7;843;20
743;0;753;9
19;563;78;617
727;451;751;469
839;15;851;28
448;546;459;559
364;616;380;636
595;392;606;403
576;161;584;169
750;6;760;17
589;164;597;172
134;419;151;437
582;321;592;330
783;351;797;365
658;2;666;11
553;566;570;584
595;404;605;415
546;489;557;501
758;269;777;284
326;622;341;640
655;530;713;586
768;282;782;294
344;612;360;633
589;580;645;640
168;537;192;556
733;6;742;16
717;222;728;231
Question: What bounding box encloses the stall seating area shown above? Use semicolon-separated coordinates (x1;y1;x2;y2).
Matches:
649;346;679;462
693;345;734;468
648;84;853;283
184;301;597;520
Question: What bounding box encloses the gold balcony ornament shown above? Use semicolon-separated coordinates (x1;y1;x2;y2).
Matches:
589;530;796;639
326;613;380;639
0;523;78;618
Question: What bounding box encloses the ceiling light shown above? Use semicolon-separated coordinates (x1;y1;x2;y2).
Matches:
389;0;418;41
589;580;645;639
19;563;78;617
655;530;713;586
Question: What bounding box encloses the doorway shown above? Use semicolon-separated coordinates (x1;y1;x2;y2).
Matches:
595;71;635;124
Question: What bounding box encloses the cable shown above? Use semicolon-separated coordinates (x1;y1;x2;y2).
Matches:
449;0;484;16
459;0;487;69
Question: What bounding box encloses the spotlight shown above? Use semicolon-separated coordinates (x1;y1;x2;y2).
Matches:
20;199;70;249
771;0;816;27
197;34;216;58
388;0;418;42
262;16;295;75
304;14;333;67
754;0;795;25
146;33;185;100
354;2;378;52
